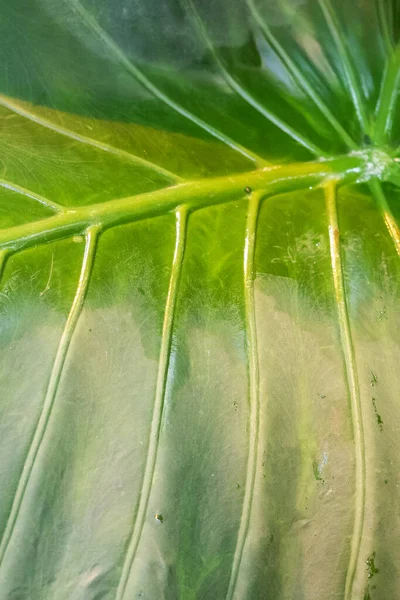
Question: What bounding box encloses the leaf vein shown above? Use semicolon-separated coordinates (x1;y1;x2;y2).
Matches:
325;180;366;600
68;0;267;167
226;190;262;600
183;0;326;157
0;249;9;283
115;206;188;600
318;0;369;135
369;178;400;256
0;177;63;213
0;156;365;253
246;0;357;150
374;47;400;146
0;94;182;184
0;225;99;569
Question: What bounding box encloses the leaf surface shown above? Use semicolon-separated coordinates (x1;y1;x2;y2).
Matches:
1;1;400;599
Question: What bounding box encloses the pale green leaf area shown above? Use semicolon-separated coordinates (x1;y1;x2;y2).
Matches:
1;0;400;599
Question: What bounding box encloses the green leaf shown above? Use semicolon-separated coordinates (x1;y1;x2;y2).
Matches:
1;1;400;599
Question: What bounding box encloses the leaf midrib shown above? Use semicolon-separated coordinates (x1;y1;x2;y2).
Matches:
0;154;365;254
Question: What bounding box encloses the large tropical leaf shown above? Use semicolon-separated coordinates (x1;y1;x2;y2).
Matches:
1;1;400;598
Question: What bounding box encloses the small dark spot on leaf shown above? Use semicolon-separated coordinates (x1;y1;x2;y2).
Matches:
384;479;388;484
371;397;383;431
89;328;92;332
363;134;372;146
155;513;164;524
236;483;241;489
312;460;324;482
366;552;379;579
319;393;326;399
244;186;252;194
370;371;378;386
138;286;145;296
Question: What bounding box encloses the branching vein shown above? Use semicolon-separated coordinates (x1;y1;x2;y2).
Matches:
318;0;369;135
0;177;63;213
0;225;99;570
325;180;365;600
115;207;187;600
376;0;393;55
246;0;357;151
0;249;9;283
0;155;364;254
369;178;400;256
182;0;326;157
0;94;182;184
67;0;267;167
374;46;400;146
226;190;262;600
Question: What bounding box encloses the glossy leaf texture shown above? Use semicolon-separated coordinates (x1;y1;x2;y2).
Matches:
1;1;400;599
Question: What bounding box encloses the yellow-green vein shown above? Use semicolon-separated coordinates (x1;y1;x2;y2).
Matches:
0;177;63;213
369;178;400;256
115;206;188;600
324;180;366;600
0;224;100;569
226;190;262;600
0;249;9;283
0;94;182;184
0;154;365;254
